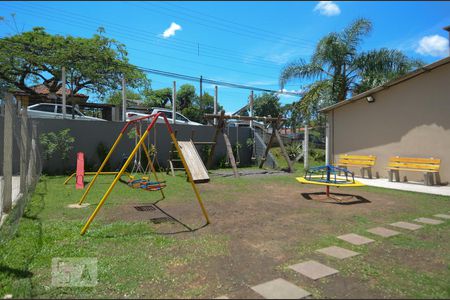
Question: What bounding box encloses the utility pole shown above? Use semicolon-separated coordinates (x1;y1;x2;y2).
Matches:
200;75;203;102
122;75;126;121
62;67;66;119
214;85;218;125
304;123;309;170
249;90;254;128
172;81;176;125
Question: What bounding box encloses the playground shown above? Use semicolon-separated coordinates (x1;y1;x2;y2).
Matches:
1;168;449;299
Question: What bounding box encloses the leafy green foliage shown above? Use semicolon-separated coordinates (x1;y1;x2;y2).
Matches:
39;129;75;162
253;92;282;117
285;142;302;160
0;27;148;97
279;18;424;123
181;91;222;123
143;87;173;108
176;84;196;110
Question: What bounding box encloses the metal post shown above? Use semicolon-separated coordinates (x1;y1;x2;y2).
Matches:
172;81;176;125
304;124;309;170
62;67;67;119
325;112;333;166
2;93;13;214
122;76;126;121
20;108;28;194
213;85;218;125
199;75;203;102
249;90;254;128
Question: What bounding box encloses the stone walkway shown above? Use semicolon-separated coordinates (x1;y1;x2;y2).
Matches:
215;213;448;299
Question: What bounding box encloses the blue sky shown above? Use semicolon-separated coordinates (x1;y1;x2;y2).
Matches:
1;1;449;113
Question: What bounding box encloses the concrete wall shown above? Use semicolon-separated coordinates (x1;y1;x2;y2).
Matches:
329;61;450;183
19;119;253;174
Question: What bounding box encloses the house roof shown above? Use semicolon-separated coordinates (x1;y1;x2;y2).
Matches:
319;56;450;113
13;84;89;98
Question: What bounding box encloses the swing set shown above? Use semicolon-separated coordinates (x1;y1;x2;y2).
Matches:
76;112;210;235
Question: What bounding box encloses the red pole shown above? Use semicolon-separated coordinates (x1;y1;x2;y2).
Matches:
326;185;330;197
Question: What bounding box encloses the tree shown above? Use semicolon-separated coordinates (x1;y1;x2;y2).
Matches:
279;18;423;121
253;92;282;117
181;92;223;123
106;89;143;106
176;84;196;110
143;87;172;108
0;27;148;98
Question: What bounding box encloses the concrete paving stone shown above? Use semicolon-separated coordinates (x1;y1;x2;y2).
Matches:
251;278;311;299
289;260;339;280
414;217;443;225
316;246;360;259
337;233;374;245
433;214;450;220
389;221;423;230
214;296;229;299
367;227;400;238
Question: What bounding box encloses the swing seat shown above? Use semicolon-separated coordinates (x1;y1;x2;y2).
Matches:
128;178;166;191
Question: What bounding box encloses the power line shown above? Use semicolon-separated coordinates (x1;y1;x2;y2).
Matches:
0;38;302;96
134;2;316;49
154;2;317;46
1;2;308;69
0;5;284;79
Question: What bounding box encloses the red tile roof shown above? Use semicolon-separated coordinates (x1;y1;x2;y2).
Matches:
14;84;88;98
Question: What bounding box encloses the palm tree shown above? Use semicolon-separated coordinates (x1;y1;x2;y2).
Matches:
279;18;423;119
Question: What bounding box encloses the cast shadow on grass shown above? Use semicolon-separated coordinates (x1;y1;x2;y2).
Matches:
301;192;371;205
148;201;209;235
0;265;33;279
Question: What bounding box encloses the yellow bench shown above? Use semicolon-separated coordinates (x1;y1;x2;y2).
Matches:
387;156;441;186
337;154;376;179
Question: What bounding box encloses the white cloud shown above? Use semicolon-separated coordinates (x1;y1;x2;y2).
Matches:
416;35;449;57
161;22;182;39
313;1;341;16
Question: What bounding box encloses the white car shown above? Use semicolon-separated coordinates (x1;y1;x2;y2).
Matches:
27;103;106;121
126;108;202;125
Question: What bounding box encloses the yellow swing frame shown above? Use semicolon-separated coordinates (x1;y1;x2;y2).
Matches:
77;112;210;235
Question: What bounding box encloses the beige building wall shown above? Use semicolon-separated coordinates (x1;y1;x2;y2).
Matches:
329;61;450;184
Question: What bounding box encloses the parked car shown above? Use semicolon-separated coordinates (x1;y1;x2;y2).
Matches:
126;107;202;125
27;103;106;121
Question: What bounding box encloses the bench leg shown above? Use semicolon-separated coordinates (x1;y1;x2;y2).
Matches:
360;168;365;178
367;168;373;179
394;170;400;182
435;173;441;186
424;172;434;186
388;170;393;182
423;173;434;186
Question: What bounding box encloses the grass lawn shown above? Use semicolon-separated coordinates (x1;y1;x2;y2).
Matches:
0;166;449;298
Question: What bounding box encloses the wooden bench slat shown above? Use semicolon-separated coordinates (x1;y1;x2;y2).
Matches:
339;155;376;160
388;163;440;171
389;157;440;164
388;167;439;173
338;159;376;165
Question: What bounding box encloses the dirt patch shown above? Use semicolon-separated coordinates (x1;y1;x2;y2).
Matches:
101;178;450;298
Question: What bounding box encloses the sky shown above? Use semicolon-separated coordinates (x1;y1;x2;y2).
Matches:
1;1;449;113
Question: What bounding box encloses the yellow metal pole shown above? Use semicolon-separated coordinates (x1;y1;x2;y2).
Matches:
169;132;210;224
64;172;129;185
63;172;76;185
80;127;153;235
78;131;125;205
